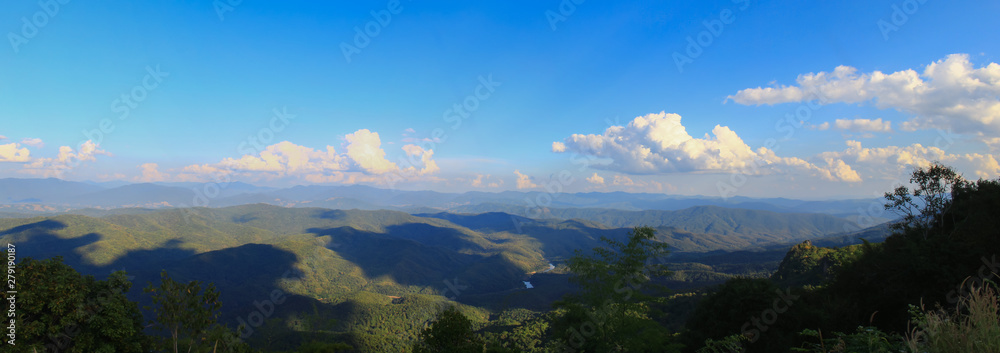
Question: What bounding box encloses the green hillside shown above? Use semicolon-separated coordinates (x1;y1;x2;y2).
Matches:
1;203;863;352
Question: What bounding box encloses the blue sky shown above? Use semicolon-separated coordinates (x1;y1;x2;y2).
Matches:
1;0;998;199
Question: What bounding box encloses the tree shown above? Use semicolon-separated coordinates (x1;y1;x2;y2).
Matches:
144;270;247;353
684;278;805;353
884;162;965;237
550;226;680;352
412;306;484;353
15;256;148;353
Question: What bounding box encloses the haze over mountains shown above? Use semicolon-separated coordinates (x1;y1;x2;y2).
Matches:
0;177;884;221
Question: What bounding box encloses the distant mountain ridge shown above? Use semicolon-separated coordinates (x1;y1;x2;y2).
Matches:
0;178;883;220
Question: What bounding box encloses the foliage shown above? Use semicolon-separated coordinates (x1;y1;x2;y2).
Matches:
13;256;148;353
696;334;749;353
411;306;485;353
883;162;964;237
550;226;681;352
683;277;810;353
770;241;864;287
792;326;903;353
905;284;1000;353
144;270;233;353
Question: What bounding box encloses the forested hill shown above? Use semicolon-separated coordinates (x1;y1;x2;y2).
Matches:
1;202;874;352
418;205;856;242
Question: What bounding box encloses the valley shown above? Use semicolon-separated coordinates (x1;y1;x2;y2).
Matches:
0;179;891;351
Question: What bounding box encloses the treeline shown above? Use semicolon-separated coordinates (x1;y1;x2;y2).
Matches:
408;163;1000;352
12;163;1000;352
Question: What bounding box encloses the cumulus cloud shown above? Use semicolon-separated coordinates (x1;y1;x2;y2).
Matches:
552;111;860;181
470;174;504;188
514;170;538;189
20;138;44;148
173;130;440;185
817;140;1000;180
0;143;31;162
605;174;675;192
220;141;347;174
553;112;759;173
586;172;604;185
21;140;109;177
728;54;1000;147
811;122;830;130
400;144;440;175
833;118;892;133
345;129;397;174
612;175;636;186
135;163;168;182
551;141;566;153
551;111;877;183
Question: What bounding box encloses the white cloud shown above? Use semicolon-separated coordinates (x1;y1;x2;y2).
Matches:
552;111;894;184
817;140;1000;180
345;129;397;174
135;163;168;182
551;141;566;153
174;130;440;185
554;112;755;173
728;54;1000;147
470;174;504;188
20;138;44;148
514;170;538;189
400;144;440;176
0;135;6;140
551;111;859;181
586;172;604;185
612;175;636;186
604;174;676;192
833;118;892;133
220;141;347;174
21;140;108;177
0;143;30;162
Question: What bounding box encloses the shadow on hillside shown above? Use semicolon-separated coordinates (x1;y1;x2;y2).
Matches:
306;224;526;296
0;220;313;332
0;219;67;236
0;208;577;348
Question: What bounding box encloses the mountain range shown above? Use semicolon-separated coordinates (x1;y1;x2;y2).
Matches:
0;178;885;222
